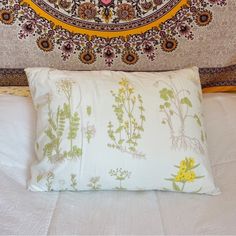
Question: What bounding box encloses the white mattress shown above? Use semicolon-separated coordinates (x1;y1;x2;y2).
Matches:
0;93;236;235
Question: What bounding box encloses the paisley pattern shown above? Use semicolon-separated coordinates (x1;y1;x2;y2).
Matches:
0;0;226;66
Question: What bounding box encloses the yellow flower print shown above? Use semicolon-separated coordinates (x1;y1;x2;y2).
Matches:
128;87;134;94
108;78;145;158
119;78;129;87
184;171;196;182
174;158;197;183
119;78;135;95
165;157;204;193
119;87;126;94
189;158;195;168
180;160;186;167
179;162;187;172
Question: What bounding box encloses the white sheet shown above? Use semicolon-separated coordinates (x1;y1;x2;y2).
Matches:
0;93;236;235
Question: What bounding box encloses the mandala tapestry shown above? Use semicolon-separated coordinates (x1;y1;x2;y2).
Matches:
0;0;229;67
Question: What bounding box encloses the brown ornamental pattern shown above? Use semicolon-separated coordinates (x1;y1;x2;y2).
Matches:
78;3;97;20
116;3;135;21
0;9;14;25
0;0;227;66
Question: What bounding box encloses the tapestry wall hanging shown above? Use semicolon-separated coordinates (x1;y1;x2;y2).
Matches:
0;0;235;70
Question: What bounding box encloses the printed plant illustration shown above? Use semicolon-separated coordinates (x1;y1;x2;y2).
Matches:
46;171;55;191
165;157;204;193
107;78;145;158
83;106;96;143
70;174;78;191
155;78;205;154
36;171;55;191
87;177;101;190
43;80;82;163
36;174;43;183
109;168;131;190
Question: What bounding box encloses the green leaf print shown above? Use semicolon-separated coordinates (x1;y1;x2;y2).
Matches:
36;174;43;183
194;114;202;127
86;106;92;116
43;99;64;162
172;181;181;192
84;106;96;143
107;78;145;159
70;174;78;191
160;88;174;101
46;172;55;191
87;177;101;190
36;142;39;151
68;112;80;140
165;157;204;193
43;80;82;163
181;97;192;107
155;77;205;154
109;168;131;190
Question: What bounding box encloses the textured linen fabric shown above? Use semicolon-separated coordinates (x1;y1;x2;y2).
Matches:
1;1;235;92
0;1;235;70
25;67;218;194
0;93;235;234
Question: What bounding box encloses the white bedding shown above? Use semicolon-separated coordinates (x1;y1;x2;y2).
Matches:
0;93;236;235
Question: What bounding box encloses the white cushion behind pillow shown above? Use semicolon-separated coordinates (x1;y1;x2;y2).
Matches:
0;95;36;168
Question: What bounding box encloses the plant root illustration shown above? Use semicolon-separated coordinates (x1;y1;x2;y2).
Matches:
155;78;205;154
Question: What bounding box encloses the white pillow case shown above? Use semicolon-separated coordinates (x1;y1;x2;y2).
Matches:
25;67;219;194
0;95;36;169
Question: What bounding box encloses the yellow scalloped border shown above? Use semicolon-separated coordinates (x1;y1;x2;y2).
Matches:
22;0;188;38
0;87;31;97
202;86;236;93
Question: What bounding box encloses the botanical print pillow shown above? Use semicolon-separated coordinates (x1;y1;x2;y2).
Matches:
25;67;219;194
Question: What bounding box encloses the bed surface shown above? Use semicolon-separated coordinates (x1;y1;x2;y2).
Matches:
0;93;236;235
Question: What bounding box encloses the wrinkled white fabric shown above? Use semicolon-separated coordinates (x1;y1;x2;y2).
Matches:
0;93;236;235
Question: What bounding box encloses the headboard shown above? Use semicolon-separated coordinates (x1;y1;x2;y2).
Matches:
1;65;236;93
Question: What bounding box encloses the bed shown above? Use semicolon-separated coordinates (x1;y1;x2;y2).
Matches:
0;92;235;235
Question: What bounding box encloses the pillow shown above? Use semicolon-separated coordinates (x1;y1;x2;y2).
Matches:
25;67;219;194
0;95;36;169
